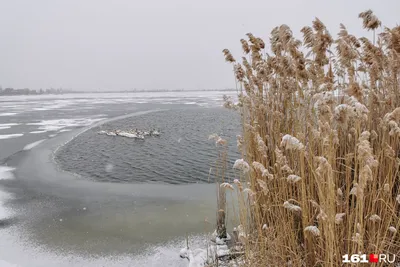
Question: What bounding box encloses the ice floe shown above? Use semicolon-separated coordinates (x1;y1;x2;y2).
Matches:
0;134;24;140
0;123;19;131
30;130;48;134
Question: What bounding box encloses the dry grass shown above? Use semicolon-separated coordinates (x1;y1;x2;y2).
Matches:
222;10;400;266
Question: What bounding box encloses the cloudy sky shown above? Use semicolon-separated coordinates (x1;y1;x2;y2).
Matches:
0;0;398;91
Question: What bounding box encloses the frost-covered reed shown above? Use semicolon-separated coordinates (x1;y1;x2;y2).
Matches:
222;10;400;266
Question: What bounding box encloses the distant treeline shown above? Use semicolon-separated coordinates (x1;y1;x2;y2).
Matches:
0;88;76;96
0;88;236;96
86;89;237;93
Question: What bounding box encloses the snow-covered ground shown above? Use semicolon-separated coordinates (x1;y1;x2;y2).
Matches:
0;225;206;267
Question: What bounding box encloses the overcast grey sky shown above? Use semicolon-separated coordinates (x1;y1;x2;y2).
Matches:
0;0;399;91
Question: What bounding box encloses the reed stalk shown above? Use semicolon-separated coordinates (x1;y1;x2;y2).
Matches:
221;10;400;266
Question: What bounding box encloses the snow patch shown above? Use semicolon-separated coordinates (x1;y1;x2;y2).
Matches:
0;230;206;267
0;123;19;131
0;134;23;140
179;244;231;267
27;118;106;132
0;259;19;267
0;189;14;220
32;101;75;111
179;231;240;267
0;123;19;126
23;140;46;151
30;130;48;134
0;166;15;180
197;103;210;107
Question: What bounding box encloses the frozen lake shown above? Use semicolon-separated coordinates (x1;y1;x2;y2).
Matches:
0;91;239;267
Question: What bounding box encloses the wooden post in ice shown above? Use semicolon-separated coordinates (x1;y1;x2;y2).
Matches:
209;134;228;240
216;145;227;239
217;184;227;239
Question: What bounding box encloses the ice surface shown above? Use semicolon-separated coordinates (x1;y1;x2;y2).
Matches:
27;118;106;132
0;134;23;140
0;166;15;180
0;260;18;267
0;172;15;220
0;91;239;267
0;123;20;126
0;229;206;267
30;130;48;134
0;123;19;131
23;140;46;151
0;189;14;220
0;91;237;116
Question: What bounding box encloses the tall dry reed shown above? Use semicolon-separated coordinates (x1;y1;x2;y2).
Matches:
222;10;400;266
